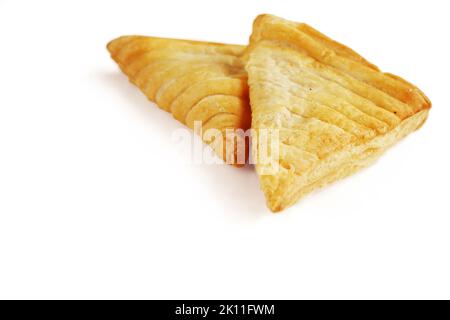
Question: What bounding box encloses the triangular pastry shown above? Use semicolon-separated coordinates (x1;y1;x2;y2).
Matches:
245;15;431;212
107;36;251;165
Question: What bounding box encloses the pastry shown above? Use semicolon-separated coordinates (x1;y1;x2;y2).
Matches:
107;36;251;165
245;15;431;212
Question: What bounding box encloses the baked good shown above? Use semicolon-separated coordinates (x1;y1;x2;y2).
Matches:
107;36;251;165
245;15;431;212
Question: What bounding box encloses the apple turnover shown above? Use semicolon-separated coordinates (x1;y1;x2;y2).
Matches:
245;15;431;212
107;36;251;165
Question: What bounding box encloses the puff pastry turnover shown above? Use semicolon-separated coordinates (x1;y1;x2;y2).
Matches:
245;15;431;212
107;36;250;165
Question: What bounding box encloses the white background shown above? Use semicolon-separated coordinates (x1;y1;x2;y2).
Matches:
0;0;449;299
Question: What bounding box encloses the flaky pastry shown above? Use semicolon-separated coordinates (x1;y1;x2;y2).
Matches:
245;15;431;212
107;36;251;165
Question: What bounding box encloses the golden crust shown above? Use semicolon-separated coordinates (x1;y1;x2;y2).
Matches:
107;36;251;166
245;14;431;212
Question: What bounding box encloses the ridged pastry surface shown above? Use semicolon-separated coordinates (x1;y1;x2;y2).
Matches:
245;15;431;212
107;36;251;165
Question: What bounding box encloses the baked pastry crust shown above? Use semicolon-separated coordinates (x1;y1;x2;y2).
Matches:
107;36;251;165
245;15;431;212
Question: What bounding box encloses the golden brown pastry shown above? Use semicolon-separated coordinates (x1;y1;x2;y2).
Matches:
245;14;431;212
107;36;251;165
